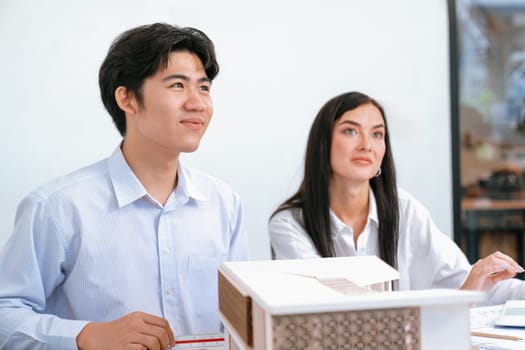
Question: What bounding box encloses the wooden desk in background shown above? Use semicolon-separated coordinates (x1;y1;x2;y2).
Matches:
462;198;525;267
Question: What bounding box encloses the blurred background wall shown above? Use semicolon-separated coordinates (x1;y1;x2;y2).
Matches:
0;0;452;259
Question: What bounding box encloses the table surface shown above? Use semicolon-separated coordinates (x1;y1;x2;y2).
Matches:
470;304;525;349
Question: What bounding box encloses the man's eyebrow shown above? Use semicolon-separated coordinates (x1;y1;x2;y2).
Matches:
338;120;385;129
162;74;211;83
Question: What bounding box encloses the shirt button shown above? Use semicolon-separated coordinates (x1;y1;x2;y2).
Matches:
166;287;174;295
163;247;171;254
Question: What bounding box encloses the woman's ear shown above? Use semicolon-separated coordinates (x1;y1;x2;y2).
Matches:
115;86;137;115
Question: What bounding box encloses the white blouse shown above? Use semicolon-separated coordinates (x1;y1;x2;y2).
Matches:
269;188;525;304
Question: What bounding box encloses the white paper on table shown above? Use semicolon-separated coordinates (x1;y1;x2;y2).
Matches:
471;304;525;349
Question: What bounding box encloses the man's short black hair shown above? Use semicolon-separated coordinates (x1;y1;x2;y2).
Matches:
99;23;219;136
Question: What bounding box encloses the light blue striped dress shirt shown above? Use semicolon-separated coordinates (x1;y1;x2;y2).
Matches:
0;146;249;350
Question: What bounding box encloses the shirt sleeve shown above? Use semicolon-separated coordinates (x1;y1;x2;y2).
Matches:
0;193;89;350
399;191;525;305
268;209;321;259
425;221;472;289
487;278;525;304
397;191;471;291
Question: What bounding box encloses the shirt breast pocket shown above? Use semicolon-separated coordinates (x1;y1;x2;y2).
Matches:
186;255;225;318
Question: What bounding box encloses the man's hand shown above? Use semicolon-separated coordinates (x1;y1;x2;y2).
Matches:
76;311;176;350
461;251;524;291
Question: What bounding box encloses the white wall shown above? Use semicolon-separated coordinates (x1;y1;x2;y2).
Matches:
0;0;452;260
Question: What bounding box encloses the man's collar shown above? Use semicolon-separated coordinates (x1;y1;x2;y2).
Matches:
174;163;208;202
108;146;148;208
108;146;209;208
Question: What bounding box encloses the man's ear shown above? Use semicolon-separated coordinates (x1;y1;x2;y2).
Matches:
115;86;138;115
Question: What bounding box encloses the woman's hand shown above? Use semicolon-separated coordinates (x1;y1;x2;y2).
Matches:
460;251;524;291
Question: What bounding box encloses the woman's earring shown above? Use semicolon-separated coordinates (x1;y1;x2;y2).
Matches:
375;167;382;177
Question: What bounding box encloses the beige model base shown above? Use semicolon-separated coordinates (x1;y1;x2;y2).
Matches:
219;257;485;350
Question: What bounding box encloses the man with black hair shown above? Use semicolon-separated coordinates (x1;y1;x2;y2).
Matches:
0;23;249;350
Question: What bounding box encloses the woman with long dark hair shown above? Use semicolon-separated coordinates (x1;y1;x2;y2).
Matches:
269;91;525;302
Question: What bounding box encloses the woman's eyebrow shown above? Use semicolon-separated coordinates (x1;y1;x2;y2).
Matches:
338;120;384;129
